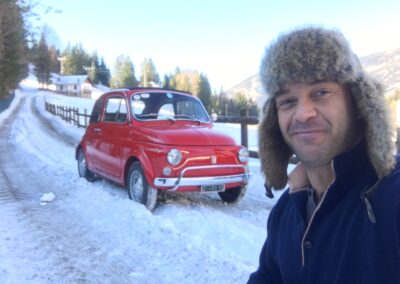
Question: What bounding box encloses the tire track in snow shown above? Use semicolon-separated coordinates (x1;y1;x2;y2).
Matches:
30;95;78;146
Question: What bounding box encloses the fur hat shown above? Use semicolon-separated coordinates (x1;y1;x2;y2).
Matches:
259;26;396;190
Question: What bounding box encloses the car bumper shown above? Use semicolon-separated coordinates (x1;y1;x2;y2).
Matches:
153;164;249;192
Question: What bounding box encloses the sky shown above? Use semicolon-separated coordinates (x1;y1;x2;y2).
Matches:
34;0;400;91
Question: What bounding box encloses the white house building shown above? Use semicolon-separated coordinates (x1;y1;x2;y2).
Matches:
52;75;93;98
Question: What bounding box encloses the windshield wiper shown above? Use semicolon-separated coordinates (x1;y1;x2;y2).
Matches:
174;114;202;124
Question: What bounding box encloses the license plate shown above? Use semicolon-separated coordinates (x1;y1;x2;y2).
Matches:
201;184;225;192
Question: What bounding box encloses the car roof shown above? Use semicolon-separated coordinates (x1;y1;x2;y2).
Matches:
130;87;193;96
107;87;192;96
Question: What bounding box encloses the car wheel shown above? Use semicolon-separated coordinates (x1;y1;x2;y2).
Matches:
77;148;96;182
127;162;158;211
218;185;247;203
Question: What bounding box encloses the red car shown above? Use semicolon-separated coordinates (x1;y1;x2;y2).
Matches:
76;88;249;210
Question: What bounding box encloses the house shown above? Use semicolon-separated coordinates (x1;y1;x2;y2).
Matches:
52;75;93;98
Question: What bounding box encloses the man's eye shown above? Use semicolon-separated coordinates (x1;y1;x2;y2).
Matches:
277;98;296;109
314;90;329;97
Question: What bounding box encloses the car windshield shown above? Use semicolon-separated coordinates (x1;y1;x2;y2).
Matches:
131;92;210;122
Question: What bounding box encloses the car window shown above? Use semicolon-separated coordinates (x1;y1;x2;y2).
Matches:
104;96;128;123
176;100;208;121
131;92;209;122
132;100;145;115
159;103;174;117
89;97;103;123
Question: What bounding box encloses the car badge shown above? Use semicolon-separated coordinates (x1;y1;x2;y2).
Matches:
210;155;217;164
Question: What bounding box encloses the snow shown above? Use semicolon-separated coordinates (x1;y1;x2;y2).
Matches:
0;72;291;283
40;192;56;204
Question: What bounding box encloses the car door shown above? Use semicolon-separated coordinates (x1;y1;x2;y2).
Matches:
84;95;105;170
92;93;129;178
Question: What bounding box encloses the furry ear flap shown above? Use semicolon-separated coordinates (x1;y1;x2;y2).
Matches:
259;100;293;189
348;77;396;178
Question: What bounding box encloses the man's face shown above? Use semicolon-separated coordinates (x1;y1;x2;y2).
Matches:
275;81;361;168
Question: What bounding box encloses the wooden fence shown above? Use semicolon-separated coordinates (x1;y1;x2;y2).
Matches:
45;102;90;129
215;109;260;158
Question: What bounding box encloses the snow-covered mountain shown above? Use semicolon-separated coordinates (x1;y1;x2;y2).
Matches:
360;48;400;96
225;48;400;109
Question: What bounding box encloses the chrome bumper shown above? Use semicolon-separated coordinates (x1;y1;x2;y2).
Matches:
154;165;249;192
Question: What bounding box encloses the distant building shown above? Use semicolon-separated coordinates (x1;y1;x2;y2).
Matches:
52;74;93;98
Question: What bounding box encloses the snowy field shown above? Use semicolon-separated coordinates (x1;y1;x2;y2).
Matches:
0;73;290;283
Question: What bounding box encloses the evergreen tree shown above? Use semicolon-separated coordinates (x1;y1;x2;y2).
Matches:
196;74;212;112
234;91;248;110
61;43;91;75
110;55;138;88
97;57;110;86
33;33;51;88
217;91;229;116
140;58;160;87
210;88;220;113
48;45;60;73
0;0;29;99
162;74;171;89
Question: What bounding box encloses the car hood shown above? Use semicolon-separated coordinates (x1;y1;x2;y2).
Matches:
137;125;237;146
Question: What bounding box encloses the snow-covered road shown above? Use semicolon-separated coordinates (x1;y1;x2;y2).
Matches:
0;78;282;283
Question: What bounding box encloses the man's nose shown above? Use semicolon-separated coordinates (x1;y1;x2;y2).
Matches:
293;99;317;122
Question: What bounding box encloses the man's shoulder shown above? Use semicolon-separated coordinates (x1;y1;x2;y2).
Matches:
381;155;400;191
269;188;301;221
373;156;400;215
272;189;291;209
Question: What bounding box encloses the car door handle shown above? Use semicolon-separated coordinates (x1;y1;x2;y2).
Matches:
93;128;101;133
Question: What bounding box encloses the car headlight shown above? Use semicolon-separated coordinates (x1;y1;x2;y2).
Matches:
167;149;182;165
238;147;249;163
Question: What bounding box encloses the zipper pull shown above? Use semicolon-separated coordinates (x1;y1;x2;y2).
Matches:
363;194;376;223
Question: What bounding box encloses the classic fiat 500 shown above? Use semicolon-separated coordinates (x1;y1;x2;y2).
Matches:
76;88;249;210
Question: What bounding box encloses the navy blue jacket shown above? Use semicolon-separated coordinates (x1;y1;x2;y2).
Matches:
248;144;400;284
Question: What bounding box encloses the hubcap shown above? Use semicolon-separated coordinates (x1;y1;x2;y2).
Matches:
129;171;144;202
78;152;86;176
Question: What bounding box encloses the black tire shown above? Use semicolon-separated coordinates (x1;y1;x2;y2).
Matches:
77;148;96;182
218;185;247;203
127;162;158;211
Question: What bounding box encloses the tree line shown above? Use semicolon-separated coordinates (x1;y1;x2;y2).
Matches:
1;1;259;117
31;35;259;116
0;0;29;99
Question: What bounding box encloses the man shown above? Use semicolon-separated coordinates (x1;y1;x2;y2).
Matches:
248;27;400;284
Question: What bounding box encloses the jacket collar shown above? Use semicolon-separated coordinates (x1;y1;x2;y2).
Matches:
289;142;378;215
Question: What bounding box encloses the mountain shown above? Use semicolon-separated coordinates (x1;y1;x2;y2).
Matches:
225;48;400;109
360;48;400;96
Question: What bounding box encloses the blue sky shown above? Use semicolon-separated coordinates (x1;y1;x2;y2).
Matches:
36;0;400;90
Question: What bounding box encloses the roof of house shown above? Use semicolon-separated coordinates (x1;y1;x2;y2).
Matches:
52;75;90;85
